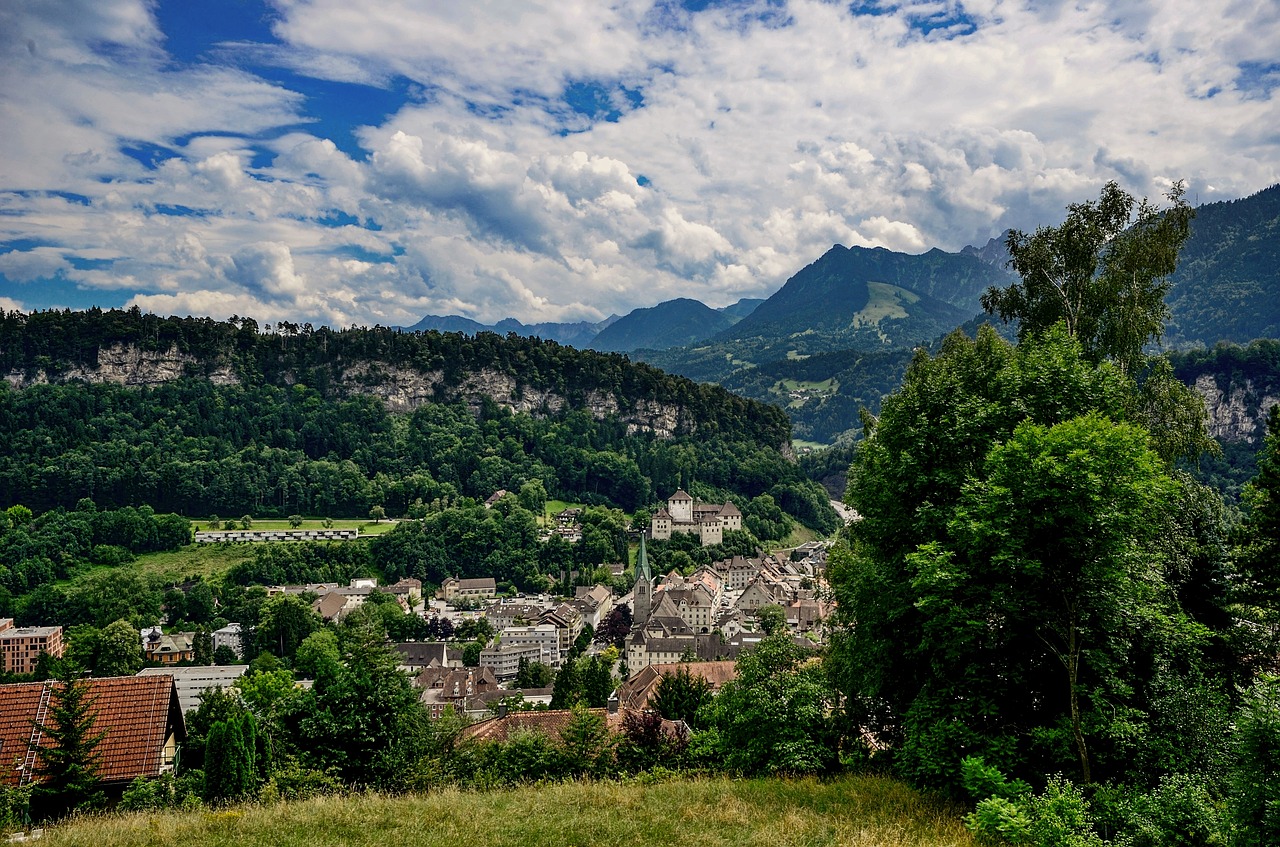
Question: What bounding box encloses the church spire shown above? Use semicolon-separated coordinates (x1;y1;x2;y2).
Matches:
632;532;652;629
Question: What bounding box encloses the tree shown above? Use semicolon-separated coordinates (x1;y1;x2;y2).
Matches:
982;180;1193;376
518;479;547;519
30;670;106;819
1231;673;1280;847
254;595;320;662
559;702;614;777
593;604;632;649
756;604;787;636
288;514;304;529
904;414;1180;786
203;714;255;803
1233;405;1280;666
651;665;712;728
369;505;386;524
700;634;833;775
240;515;253;530
213;645;238;666
193;628;213;666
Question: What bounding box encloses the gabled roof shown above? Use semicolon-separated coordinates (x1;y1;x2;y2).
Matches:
312;592;346;622
395;642;452;668
615;661;739;710
669;489;693;501
717;502;742;516
0;676;185;787
461;708;629;743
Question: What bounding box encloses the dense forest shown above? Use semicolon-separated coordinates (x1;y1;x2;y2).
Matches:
0;308;790;449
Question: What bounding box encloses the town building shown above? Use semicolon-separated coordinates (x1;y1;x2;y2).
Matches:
0;676;184;789
212;622;243;659
438;577;497;602
0;620;63;675
650;489;742;546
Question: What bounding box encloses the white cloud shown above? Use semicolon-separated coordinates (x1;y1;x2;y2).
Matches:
1;0;1278;327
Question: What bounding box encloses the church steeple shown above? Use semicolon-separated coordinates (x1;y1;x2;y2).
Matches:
632;532;652;629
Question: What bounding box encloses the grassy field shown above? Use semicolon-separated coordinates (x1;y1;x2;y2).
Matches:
131;544;257;583
192;518;399;536
40;775;975;847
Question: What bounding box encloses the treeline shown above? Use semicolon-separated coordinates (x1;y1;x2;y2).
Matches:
0;307;790;448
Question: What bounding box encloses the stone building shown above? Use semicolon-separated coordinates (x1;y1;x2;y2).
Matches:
649;489;742;546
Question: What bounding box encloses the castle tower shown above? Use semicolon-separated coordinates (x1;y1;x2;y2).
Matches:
668;489;693;523
632;533;653;629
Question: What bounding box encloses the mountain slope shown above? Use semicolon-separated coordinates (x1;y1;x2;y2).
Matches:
1166;183;1280;346
721;244;1004;349
589;298;736;353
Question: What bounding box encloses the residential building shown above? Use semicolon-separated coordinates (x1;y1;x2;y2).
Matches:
613;661;739;711
494;624;560;667
137;665;250;714
394;641;462;672
572;584;614;629
438;577;497;602
414;667;499;719
0;621;63;675
479;642;548;681
212;622;243;659
0;676;185;788
141;628;194;664
539;603;583;654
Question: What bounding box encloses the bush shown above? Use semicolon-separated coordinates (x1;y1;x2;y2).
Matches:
1115;772;1227;847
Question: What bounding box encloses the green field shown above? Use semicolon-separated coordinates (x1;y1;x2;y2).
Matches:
40;775;974;847
193;518;399;536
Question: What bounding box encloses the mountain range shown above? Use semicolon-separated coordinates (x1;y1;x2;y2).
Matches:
404;182;1280;444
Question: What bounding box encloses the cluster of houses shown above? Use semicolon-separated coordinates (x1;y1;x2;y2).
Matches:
0;491;837;806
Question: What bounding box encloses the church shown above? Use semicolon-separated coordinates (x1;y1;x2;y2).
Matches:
649;489;742;546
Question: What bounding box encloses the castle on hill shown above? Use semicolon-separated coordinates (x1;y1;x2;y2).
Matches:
650;489;742;547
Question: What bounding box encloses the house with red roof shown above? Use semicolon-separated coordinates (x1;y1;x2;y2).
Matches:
0;675;185;790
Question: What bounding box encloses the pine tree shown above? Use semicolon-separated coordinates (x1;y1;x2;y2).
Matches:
30;671;106;820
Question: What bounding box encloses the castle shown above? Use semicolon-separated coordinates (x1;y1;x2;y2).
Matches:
649;489;742;546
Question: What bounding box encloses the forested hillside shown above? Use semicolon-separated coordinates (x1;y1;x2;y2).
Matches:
0;308;835;525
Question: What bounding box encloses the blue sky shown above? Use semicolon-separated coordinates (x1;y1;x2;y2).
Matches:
1;0;1278;328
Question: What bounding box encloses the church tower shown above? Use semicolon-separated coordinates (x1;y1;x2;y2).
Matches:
632;532;653;630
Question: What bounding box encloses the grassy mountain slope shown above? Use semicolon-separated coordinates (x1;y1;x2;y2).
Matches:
41;776;974;847
590;298;737;353
721;244;992;350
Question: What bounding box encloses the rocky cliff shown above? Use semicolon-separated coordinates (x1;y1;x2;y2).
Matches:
4;343;691;439
1194;374;1280;443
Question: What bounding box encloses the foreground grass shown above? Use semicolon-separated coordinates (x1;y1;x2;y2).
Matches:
42;775;975;847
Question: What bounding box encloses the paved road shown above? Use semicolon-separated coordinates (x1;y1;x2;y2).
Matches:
829;499;860;524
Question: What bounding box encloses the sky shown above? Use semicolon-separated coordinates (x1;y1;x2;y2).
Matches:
1;0;1278;329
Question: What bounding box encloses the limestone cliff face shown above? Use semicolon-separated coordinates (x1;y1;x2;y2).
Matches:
342;362;685;438
3;344;692;439
1194;374;1280;443
4;342;238;389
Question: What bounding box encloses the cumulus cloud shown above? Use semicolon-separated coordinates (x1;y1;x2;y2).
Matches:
1;0;1278;326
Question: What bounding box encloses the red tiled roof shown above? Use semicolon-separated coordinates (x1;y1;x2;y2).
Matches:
0;676;184;787
460;708;624;743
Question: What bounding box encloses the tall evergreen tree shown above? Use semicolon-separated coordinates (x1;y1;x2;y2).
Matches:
30;671;106;820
